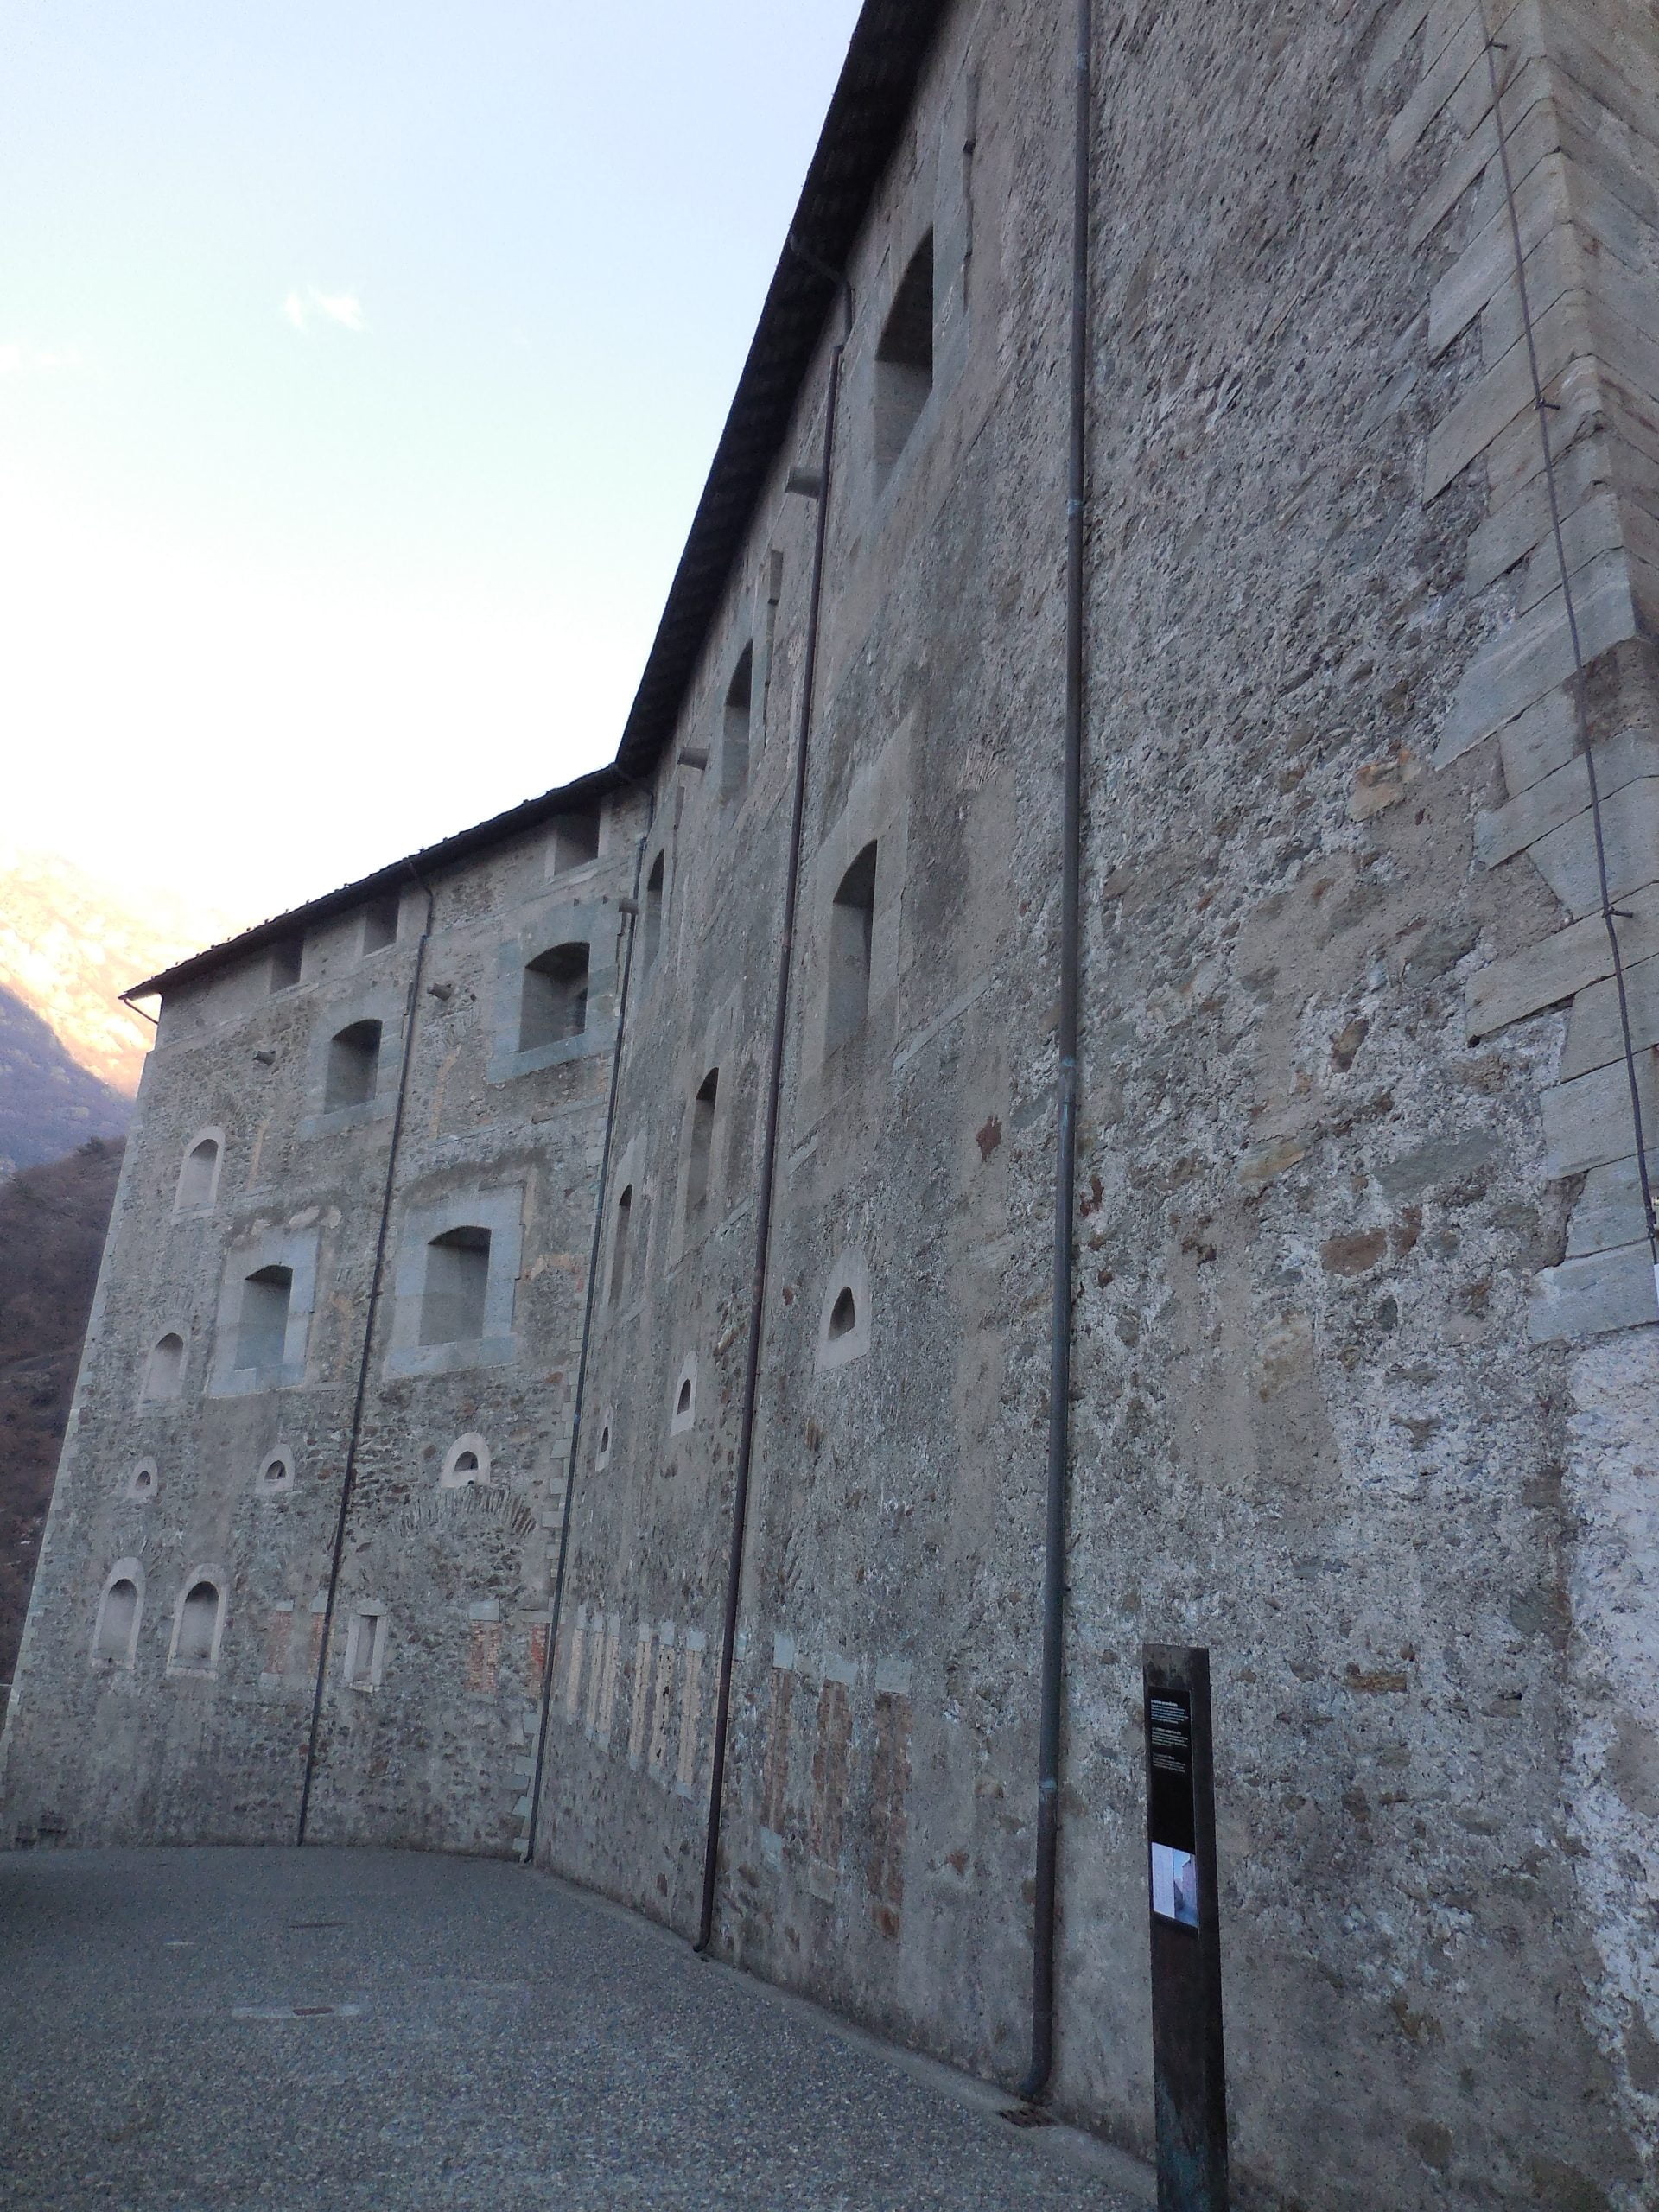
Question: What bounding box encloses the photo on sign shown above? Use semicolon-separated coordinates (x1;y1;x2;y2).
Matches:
1150;1840;1199;1928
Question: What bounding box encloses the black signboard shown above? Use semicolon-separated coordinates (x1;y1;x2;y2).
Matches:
1143;1646;1228;2211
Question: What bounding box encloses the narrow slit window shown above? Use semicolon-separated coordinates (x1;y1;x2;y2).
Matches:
421;1227;491;1345
237;1266;293;1372
874;232;934;483
176;1135;219;1211
687;1069;718;1217
96;1577;139;1662
677;1378;692;1417
610;1186;633;1306
643;853;664;973
830;1287;857;1339
827;842;878;1054
269;937;302;993
345;1607;386;1689
552;811;601;874
143;1333;185;1402
175;1581;220;1669
518;944;589;1052
325;1019;383;1110
362;896;400;954
721;644;753;799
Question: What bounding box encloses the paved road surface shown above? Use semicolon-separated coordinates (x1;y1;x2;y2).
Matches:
0;1847;1147;2211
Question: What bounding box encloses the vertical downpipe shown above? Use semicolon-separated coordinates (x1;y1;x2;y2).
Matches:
696;292;850;1955
1023;0;1092;2104
297;864;435;1844
524;798;653;1862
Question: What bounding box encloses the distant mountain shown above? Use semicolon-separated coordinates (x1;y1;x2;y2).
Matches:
0;985;131;1178
0;849;244;1176
0;1137;124;1698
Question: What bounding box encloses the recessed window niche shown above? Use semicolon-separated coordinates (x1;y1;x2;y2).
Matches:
361;895;401;955
126;1459;159;1503
92;1560;144;1667
551;810;601;874
441;1433;492;1488
827;843;878;1055
874;231;934;484
817;1253;873;1371
324;1020;383;1110
594;1409;613;1471
670;1355;697;1437
721;643;753;800
175;1131;223;1214
518;944;589;1052
344;1606;387;1690
169;1574;225;1675
257;1449;296;1497
143;1333;186;1403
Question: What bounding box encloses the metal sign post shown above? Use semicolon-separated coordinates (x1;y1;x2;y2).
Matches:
1143;1643;1228;2211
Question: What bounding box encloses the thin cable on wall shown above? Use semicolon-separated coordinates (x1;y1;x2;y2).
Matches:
1480;17;1659;1300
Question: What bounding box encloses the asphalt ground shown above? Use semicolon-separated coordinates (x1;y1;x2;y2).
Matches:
0;1847;1150;2212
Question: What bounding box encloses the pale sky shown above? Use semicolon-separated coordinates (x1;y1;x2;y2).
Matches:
0;2;865;930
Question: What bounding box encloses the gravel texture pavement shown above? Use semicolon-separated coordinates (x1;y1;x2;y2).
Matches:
0;1847;1147;2211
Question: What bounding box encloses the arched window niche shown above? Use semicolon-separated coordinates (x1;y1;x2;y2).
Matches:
826;842;878;1057
817;1252;873;1372
257;1448;296;1497
126;1459;159;1503
324;1019;383;1111
174;1129;224;1214
441;1433;492;1489
143;1332;186;1404
670;1354;698;1437
721;641;753;800
92;1560;145;1667
168;1572;226;1675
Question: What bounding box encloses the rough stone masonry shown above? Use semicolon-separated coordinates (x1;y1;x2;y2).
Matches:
3;3;1657;2206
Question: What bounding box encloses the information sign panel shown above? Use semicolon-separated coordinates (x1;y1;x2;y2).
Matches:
1143;1645;1228;2212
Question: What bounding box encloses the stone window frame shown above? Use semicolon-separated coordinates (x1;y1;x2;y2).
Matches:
167;1567;228;1678
384;1184;523;1380
126;1458;159;1503
139;1330;189;1408
257;1446;296;1498
488;892;618;1084
670;1352;698;1437
441;1432;492;1489
342;1604;388;1691
298;984;406;1140
817;1250;873;1372
91;1557;145;1669
173;1126;226;1217
208;1225;320;1397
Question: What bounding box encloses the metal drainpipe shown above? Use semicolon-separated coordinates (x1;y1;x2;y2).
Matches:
297;861;435;1845
524;796;653;1862
1022;0;1092;2105
696;286;851;1955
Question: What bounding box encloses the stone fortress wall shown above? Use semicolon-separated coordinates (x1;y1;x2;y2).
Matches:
5;3;1659;2206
